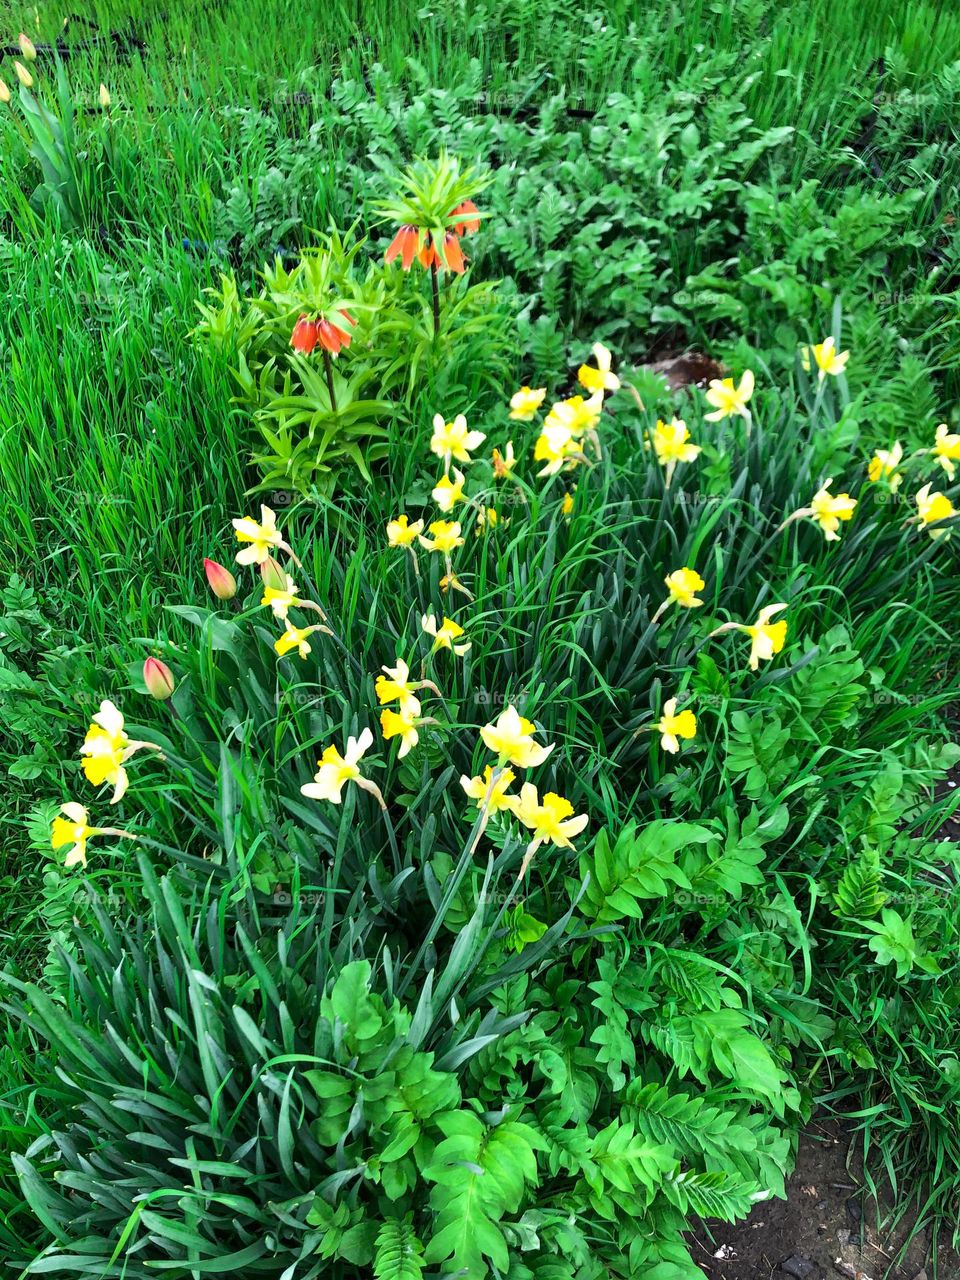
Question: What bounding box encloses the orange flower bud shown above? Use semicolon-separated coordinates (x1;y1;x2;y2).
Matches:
203;557;237;600
143;657;175;701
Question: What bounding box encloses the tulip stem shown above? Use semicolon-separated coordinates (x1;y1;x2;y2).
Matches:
430;261;441;336
322;349;337;413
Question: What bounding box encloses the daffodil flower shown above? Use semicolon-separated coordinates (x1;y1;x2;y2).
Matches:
511;783;589;879
480;705;554;769
651;567;706;623
801;336;849;380
51;802;135;870
233;505;299;566
868;442;903;490
931;424;960;480
543;393;603;439
780;479;857;541
387;514;425;547
419;520;465;554
421;613;471;656
534;423;583;477
562;491;575;517
651;698;697;754
492;442;517;478
577;343;620;396
704;370;754;425
274;622;324;659
509;388;546;421
261;572;304;620
430;413;486;468
380;707;429;758
474;507;502;535
376;658;440;716
301;729;384;806
460;764;518;814
432;468;466;512
914;484;956;539
81;699;163;805
651;417;701;488
709;604;789;671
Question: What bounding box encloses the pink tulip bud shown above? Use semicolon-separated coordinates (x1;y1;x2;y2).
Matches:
260;556;287;592
143;657;175;701
18;33;37;61
204;557;237;600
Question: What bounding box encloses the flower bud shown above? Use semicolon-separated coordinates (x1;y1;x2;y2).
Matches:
18;33;37;61
260;555;287;592
14;61;33;89
203;557;237;600
0;80;10;104
99;83;111;107
143;657;175;701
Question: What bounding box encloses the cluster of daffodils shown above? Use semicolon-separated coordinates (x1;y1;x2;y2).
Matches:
865;425;959;539
529;343;620;478
652;565;789;673
50;699;160;868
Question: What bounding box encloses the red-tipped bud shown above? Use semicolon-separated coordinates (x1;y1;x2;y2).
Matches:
204;558;237;600
143;657;175;701
18;32;37;61
260;556;287;592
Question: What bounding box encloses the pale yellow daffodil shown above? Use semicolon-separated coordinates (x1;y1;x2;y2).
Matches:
418;520;465;554
432;468;466;512
653;698;697;754
704;370;754;423
421;613;471;656
868;441;903;490
233;504;294;566
932;423;960;480
781;479;857;541
710;604;789;671
801;336;849;381
480;705;554;769
509;387;546;421
430;413;486;464
301;729;381;805
460;764;518;814
577;343;620;396
387;514;424;547
274;622;322;659
80;699;163;805
51;802;134;870
651;567;706;622
914;483;956;539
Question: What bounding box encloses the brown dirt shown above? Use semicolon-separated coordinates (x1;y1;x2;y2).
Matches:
689;1119;960;1280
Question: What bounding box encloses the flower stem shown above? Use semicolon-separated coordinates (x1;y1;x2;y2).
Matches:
322;349;337;413
430;260;440;337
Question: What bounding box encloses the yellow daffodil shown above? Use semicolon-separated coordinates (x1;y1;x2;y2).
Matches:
534;423;581;477
782;479;857;541
651;417;701;487
801;336;849;381
704;370;754;423
474;507;501;535
430;413;486;464
509;387;546;421
492;442;517;478
480;705;554;769
578;343;620;395
512;783;588;851
51;802;133;870
710;604;789;671
432;468;466;512
932;423;960;480
274;622;322;659
868;441;903;490
914;483;956;539
562;491;575;517
261;572;304;620
654;698;697;754
421;612;471;656
543;392;603;438
80;699;162;805
460;764;518;814
656;568;706;621
233;505;294;565
419;520;465;554
375;659;427;716
380;707;421;757
387;514;424;547
301;729;380;805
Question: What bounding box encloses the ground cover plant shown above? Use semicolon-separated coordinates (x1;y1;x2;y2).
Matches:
1;0;960;1276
